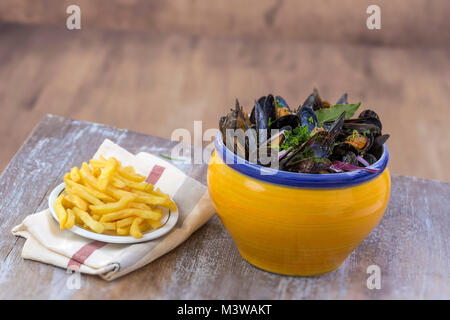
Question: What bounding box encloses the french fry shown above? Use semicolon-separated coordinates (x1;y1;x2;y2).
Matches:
147;208;163;230
118;166;146;182
70;167;81;182
80;163;116;202
114;187;174;210
100;208;162;223
72;207;105;233
59;156;174;238
114;174;153;192
132;190;177;211
79;163;102;189
98;157;118;191
64;179;104;205
101;222;116;231
63;194;88;211
54;194;68;230
66;177;114;202
84;184;116;202
93;167;102;178
89;159;105;169
147;219;162;230
116;217;135;228
65;208;75;229
116;226;130;236
89;195;136;215
111;176;127;189
129;202;151;210
130;217;144;238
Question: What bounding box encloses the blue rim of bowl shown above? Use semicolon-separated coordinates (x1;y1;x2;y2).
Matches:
214;131;389;189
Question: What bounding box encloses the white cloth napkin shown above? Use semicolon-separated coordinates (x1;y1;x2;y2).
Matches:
12;139;215;281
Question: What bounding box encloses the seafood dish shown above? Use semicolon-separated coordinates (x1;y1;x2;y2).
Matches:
219;88;389;174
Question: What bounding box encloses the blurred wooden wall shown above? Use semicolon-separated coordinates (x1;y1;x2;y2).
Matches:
1;0;449;47
0;0;449;182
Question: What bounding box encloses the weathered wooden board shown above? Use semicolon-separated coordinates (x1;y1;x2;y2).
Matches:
0;115;448;299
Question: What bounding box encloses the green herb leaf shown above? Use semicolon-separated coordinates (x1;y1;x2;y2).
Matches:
315;102;361;124
281;125;310;150
159;153;184;161
276;98;282;108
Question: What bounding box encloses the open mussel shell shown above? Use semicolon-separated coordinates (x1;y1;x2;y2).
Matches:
331;142;359;159
247;129;286;166
302;88;323;111
275;95;291;118
269;114;300;130
358;109;382;130
368;134;390;159
250;94;277;126
275;96;289;109
359;109;380;120
297;105;318;133
220;99;251;146
345;133;373;153
341;120;382;137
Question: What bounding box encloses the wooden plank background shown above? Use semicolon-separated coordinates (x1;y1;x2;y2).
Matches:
0;115;448;299
1;0;450;47
0;22;449;182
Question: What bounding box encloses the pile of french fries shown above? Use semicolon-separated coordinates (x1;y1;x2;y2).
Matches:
54;156;177;239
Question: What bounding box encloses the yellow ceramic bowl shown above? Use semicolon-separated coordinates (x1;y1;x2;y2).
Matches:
207;133;391;276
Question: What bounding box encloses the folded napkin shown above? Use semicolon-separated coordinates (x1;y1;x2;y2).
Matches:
12;139;215;281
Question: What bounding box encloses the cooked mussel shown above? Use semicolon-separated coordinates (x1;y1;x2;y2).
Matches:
220;91;389;174
275;95;291;118
302;88;323;111
269;114;300;131
297;105;318;133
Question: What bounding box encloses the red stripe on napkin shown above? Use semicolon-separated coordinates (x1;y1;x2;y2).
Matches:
146;165;165;185
67;240;107;270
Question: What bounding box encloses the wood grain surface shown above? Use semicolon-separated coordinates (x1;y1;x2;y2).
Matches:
0;115;448;299
0;23;449;183
1;0;450;47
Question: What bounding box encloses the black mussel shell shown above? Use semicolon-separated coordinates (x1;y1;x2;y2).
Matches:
368;134;389;159
306;131;335;159
275;96;290;110
331;142;359;160
359;109;380;121
358;109;382;130
288;158;332;174
264;94;277;124
341;120;381;137
250;96;267;124
342;151;358;166
327;112;346;138
270;114;300;130
336;93;348;105
302;88;323;111
363;153;378;165
254;100;268;131
297;105;318;133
